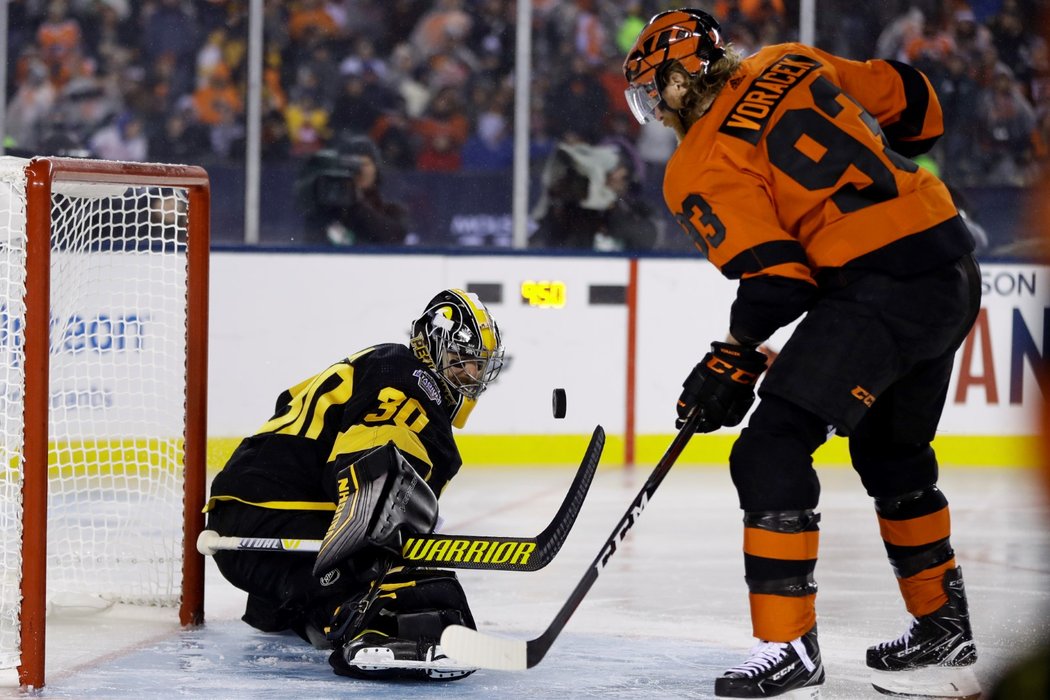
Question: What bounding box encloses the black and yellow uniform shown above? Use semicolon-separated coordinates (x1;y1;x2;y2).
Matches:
205;343;461;640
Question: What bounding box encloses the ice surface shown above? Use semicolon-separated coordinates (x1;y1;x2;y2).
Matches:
2;463;1047;698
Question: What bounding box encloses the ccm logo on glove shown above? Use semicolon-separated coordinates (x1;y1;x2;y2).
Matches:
677;342;768;433
704;354;762;384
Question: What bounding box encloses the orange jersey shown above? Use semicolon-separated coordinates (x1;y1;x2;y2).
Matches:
664;43;972;291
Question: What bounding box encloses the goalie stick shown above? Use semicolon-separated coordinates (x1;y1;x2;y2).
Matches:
197;425;605;573
439;411;701;669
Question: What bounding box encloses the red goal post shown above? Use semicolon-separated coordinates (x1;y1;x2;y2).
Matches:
0;156;209;689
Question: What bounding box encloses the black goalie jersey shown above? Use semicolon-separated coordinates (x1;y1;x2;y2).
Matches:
206;343;462;515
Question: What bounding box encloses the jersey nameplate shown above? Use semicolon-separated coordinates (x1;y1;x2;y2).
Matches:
719;54;822;145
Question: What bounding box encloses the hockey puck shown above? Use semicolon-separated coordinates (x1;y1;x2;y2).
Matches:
552;388;567;419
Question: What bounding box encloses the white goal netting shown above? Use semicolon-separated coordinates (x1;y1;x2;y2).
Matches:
0;156;193;669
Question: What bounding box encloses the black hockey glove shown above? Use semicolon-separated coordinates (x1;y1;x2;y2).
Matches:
676;342;768;433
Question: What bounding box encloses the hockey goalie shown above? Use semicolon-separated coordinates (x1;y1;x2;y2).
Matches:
203;289;505;681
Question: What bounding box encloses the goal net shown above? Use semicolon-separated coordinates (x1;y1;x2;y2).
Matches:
0;156;208;688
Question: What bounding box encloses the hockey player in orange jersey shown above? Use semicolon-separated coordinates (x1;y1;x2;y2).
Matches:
624;9;982;699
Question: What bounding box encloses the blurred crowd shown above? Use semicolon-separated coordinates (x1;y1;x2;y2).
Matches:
2;0;1047;247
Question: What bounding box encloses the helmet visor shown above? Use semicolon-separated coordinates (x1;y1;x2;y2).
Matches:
625;79;662;125
443;344;505;400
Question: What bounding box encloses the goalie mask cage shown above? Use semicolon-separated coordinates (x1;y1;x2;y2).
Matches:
0;156;209;689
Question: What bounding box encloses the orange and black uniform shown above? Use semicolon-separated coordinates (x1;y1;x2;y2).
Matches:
664;44;980;642
205;343;461;640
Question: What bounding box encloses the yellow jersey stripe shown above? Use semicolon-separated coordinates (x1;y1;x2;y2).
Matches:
202;494;336;513
305;364;355;439
329;424;433;479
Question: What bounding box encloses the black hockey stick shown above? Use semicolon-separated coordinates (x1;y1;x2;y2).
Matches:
198;425;605;573
440;411;701;668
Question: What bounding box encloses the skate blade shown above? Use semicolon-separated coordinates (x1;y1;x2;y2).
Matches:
871;666;981;699
348;646;475;679
776;687;821;700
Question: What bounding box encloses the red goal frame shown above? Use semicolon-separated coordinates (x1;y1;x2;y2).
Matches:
17;157;210;689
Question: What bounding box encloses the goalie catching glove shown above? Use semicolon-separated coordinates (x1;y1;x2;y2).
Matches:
677;342;767;433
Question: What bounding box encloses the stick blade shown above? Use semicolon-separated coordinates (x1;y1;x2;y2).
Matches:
440;625;527;671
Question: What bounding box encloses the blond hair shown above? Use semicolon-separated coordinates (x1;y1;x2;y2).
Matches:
663;47;744;140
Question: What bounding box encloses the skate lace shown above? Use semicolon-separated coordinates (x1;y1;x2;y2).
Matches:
727;638;816;677
875;617;919;651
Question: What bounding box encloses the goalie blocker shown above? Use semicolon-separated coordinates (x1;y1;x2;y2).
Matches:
314;442;439;577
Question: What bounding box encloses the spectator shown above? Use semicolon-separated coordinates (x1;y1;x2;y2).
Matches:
384;42;430;119
50;72;121;148
263;48;288;114
140;0;199;103
989;5;1043;88
284;88;331;157
260;107;292;160
36;0;85;88
635;117;678;183
414;86;470;172
287;0;341;44
715;0;787;29
88;110;147;161
465;0;514;82
978;64;1038;185
338;37;388;82
191;65;243;127
598;154;661;252
148;104;210;163
530;142;658;251
938;51;984;185
296;41;341;108
460;88;514;172
572;0;608;66
369;102;418;170
329;71;384;140
904;15;956;79
874;6;925;60
543;53;610;143
295;136;409;246
196;28;229;89
5;56;57;153
951;8;994;62
410;0;473;59
262;0;290;57
616;2;648;55
82;0;136;77
209;99;246;160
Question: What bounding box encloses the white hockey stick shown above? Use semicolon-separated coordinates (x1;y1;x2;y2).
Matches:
440;412;701;669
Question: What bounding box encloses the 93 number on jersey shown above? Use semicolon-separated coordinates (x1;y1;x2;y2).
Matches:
674;76;919;253
675;193;726;258
767;76;918;213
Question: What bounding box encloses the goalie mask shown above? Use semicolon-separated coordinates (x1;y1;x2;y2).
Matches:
623;8;725;124
410;289;504;428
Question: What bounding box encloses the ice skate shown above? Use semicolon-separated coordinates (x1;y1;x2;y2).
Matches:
867;567;980;699
334;631;476;681
715;625;824;698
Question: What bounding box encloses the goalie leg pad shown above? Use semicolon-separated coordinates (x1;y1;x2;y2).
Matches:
313;442;438;577
328;571;477;681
